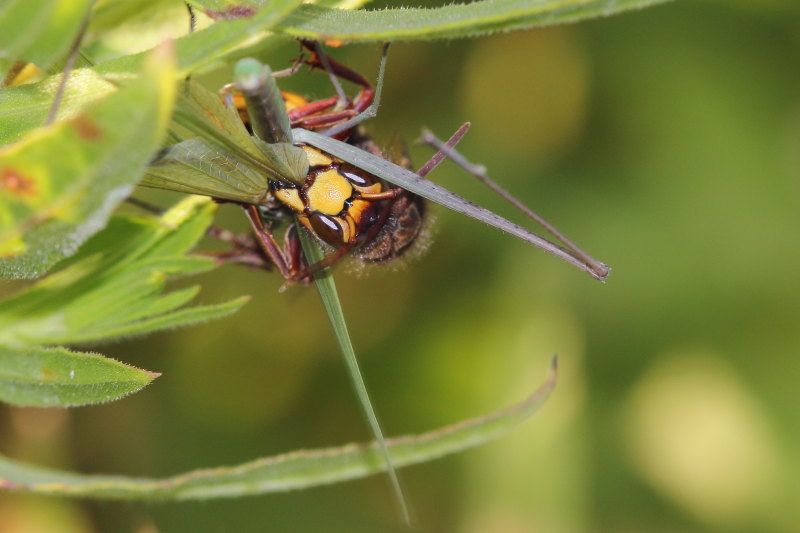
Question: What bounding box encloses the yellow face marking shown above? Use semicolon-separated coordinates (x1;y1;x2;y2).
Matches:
306;169;353;215
273;187;305;212
301;145;334;167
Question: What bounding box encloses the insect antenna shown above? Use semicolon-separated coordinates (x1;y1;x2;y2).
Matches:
419;128;609;280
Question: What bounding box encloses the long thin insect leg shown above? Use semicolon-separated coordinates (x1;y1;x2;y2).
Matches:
322;43;390;138
416;122;472;178
183;2;196;89
300;41;374;112
242;205;296;280
312;42;349;109
207;226;256;250
272;44;307;79
186;1;196;33
419;128;610;280
46;0;94;125
203;227;273;269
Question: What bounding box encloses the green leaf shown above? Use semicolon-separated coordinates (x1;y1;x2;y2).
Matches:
185;0;265;18
0;0;305;138
164;80;308;188
0;0;667;140
275;0;674;42
0;0;92;74
0;69;116;145
0;44;177;279
0;360;556;498
0;196;249;346
95;0;305;78
0;344;158;407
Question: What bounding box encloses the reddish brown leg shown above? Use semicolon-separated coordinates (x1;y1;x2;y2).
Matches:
300;40;375;113
286;96;339;123
242;205;301;281
415;122;472;178
200;226;273;270
282;224;313;285
284;41;376;138
294;110;358;129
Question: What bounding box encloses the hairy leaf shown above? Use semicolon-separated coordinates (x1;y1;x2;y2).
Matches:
275;0;673;42
0;0;92;74
0;344;158;407
0;45;176;279
0;196;248;346
95;0;305;78
0;360;555;498
0;0;667;140
0;69;115;145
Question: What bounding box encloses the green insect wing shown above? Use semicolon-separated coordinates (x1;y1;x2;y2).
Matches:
141;79;308;203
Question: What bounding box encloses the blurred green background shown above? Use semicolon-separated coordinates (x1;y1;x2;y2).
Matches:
3;0;800;531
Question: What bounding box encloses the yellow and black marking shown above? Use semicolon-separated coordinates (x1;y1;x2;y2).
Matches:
230;86;426;267
269;145;385;247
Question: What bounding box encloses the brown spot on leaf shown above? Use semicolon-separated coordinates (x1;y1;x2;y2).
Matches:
72;115;103;140
0;167;38;197
205;6;257;20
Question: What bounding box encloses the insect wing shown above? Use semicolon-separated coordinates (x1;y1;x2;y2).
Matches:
142;138;269;204
173;81;308;187
294;129;607;281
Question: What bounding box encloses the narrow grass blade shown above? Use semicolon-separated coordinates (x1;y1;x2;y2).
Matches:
0;344;158;407
296;228;410;524
0;359;556;498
